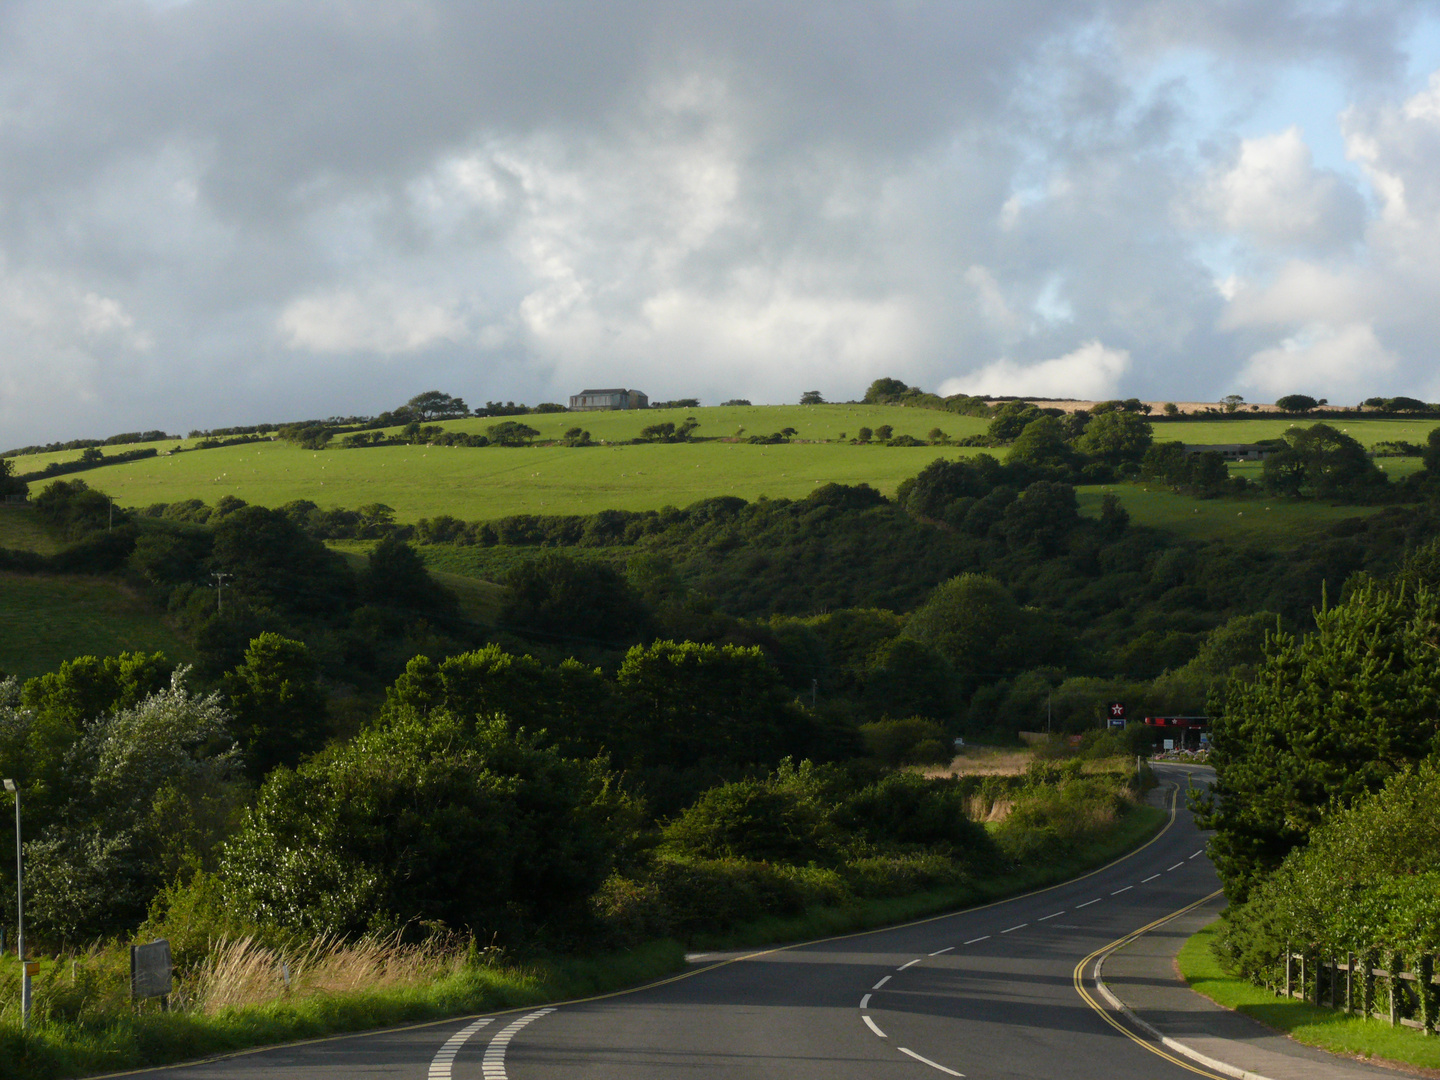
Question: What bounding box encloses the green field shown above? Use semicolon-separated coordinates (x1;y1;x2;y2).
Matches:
9;406;1425;542
0;506;64;554
1149;415;1437;447
0;573;194;679
50;433;983;523
1076;484;1390;544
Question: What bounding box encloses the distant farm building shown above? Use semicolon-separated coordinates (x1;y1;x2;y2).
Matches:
569;388;649;411
1182;443;1271;461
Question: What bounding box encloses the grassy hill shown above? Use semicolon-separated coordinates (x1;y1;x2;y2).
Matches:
0;571;194;680
13;405;1433;536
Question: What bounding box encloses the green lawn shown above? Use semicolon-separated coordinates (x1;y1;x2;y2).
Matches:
1177;919;1440;1071
0;573;194;679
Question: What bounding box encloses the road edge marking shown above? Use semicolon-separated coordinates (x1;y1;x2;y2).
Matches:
1073;889;1254;1080
89;776;1190;1079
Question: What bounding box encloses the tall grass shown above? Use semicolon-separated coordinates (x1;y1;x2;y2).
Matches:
0;936;685;1080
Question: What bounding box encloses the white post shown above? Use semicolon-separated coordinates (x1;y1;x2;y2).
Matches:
4;779;24;1029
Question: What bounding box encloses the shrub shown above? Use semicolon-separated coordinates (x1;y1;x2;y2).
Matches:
858;717;951;765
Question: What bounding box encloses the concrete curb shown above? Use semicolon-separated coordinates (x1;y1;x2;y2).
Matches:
1093;953;1278;1080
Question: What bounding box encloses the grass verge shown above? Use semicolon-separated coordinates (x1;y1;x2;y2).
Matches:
1177;919;1440;1072
690;801;1169;951
2;790;1167;1080
0;940;686;1080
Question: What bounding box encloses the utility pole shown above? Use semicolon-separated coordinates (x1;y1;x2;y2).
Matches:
811;678;818;709
4;779;26;1029
212;572;232;615
1047;692;1052;734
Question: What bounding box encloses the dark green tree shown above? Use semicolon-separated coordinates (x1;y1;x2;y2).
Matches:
486;421;540;446
405;390;469;420
1275;394;1318;413
1076;410;1153;463
863;378;910;403
1262;423;1384;501
800;390;825;405
360;536;460;617
1005;416;1072;470
220;714;636;938
0;458;27;502
987;401;1043;442
501;552;651;646
616;640;805;768
1198;578;1440;902
223;633;329;780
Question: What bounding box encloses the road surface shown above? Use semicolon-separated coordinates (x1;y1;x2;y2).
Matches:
116;764;1225;1080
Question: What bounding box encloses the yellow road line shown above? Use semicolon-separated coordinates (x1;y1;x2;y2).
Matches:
1072;889;1228;1079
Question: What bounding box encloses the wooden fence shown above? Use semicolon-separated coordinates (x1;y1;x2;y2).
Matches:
1274;948;1438;1034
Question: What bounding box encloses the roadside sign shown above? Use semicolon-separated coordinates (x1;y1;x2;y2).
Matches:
131;940;172;1001
1107;702;1126;720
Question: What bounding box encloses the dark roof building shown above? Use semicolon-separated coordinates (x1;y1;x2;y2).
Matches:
569;388;649;411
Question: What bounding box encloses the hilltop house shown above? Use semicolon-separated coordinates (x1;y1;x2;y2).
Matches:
569;388;649;411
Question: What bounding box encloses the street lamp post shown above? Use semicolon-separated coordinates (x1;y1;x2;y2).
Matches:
3;779;26;1029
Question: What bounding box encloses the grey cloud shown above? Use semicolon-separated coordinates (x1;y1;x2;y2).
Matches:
0;0;1438;445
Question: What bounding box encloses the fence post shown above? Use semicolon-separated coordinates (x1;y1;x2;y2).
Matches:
1418;954;1435;1035
1345;951;1354;1014
1362;947;1377;1019
1388;949;1401;1028
1286;950;1293;999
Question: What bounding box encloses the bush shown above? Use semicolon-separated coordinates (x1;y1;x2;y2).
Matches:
661;778;834;864
859;717;952;766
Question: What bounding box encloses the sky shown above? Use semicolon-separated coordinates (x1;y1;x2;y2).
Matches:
4;1;1440;446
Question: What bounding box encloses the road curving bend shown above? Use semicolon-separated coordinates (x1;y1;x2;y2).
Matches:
109;764;1242;1080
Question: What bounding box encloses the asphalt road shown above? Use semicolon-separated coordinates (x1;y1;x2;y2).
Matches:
114;763;1224;1080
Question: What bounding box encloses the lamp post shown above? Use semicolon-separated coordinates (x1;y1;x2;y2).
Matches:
3;779;26;1029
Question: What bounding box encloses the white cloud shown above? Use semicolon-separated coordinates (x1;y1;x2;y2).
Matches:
939;340;1131;399
278;288;468;355
1204;126;1365;250
1238;322;1396;397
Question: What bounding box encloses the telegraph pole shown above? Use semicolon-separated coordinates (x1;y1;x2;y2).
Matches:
212;572;232;615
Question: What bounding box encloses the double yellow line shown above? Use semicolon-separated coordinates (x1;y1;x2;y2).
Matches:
1072;888;1227;1078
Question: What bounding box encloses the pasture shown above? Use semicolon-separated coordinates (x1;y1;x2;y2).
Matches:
0;573;194;679
7;405;1428;543
50;435;984;523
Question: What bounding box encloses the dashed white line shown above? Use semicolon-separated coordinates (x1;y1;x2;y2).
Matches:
929;946;954;956
1167;862;1184;871
899;958;922;970
1076;898;1100;908
1111;886;1133;895
962;935;990;944
429;1018;493;1080
1189;849;1204;859
1000;923;1028;933
481;1008;554;1080
872;975;892;990
859;994;872;1009
1037;911;1065;921
863;1015;888;1038
899;1046;966;1076
1141;874;1160;883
